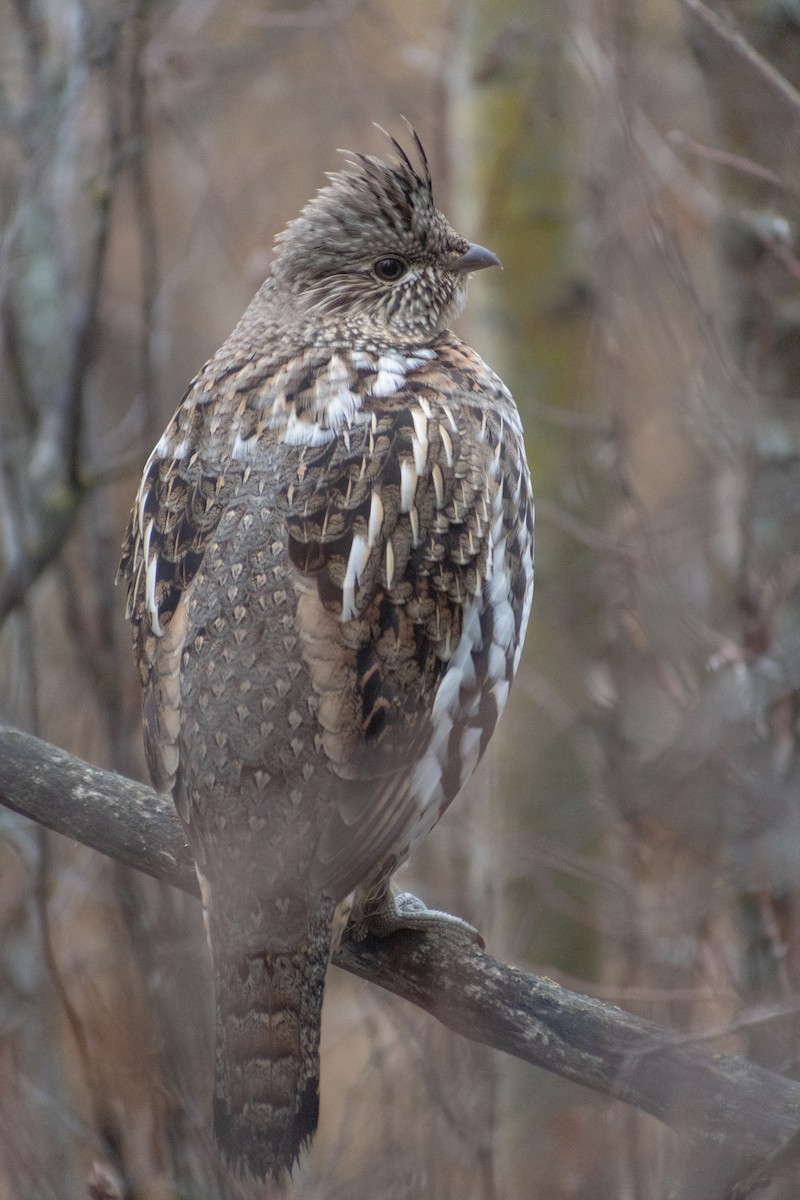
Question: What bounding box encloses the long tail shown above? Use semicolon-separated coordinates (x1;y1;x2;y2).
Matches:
211;900;335;1180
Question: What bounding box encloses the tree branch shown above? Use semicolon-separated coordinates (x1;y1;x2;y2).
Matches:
1;721;799;1191
680;0;800;188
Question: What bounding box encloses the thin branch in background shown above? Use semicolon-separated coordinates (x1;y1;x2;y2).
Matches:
128;0;161;429
33;830;120;1187
0;498;84;626
59;25;126;491
681;0;800;130
763;231;800;283
536;498;642;560
667;129;792;192
729;1127;800;1200
9;0;45;82
526;396;614;434
0;14;135;629
0;298;37;433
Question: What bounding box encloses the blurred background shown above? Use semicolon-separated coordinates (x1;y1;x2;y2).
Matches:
3;0;800;1196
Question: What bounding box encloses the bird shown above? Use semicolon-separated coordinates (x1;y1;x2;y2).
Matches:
119;125;534;1181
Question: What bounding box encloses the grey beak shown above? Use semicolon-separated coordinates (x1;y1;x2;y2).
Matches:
451;242;502;273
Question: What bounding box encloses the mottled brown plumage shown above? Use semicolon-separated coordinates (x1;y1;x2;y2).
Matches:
119;127;533;1180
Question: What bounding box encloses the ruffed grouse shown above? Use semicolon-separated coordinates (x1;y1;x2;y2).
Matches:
119;128;533;1179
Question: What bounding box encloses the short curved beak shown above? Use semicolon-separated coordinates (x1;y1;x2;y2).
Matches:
451;242;502;273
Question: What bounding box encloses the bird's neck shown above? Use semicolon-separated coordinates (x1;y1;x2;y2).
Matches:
229;275;446;360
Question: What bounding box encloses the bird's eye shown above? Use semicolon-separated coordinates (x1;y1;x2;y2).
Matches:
373;257;407;282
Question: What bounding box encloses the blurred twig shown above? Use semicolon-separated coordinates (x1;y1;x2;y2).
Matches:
681;0;800;193
667;129;791;192
0;7;142;629
681;0;800;123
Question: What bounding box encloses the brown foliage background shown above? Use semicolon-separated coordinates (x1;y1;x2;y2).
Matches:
2;1;800;1197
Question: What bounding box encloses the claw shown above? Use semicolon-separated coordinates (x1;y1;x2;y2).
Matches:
347;888;484;949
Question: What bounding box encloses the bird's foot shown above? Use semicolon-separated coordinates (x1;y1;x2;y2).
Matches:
347;888;484;948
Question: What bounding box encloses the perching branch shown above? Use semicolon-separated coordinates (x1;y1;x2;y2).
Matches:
1;721;799;1195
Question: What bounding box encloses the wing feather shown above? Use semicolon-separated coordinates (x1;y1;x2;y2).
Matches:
119;337;533;900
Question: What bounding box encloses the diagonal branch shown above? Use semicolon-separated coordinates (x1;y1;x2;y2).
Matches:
0;721;799;1192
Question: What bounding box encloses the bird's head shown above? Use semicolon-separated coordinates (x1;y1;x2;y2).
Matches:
269;127;500;344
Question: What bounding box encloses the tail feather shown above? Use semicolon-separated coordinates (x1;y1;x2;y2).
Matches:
212;901;334;1180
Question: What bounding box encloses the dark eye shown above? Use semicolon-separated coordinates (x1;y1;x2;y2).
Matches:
373;256;407;282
